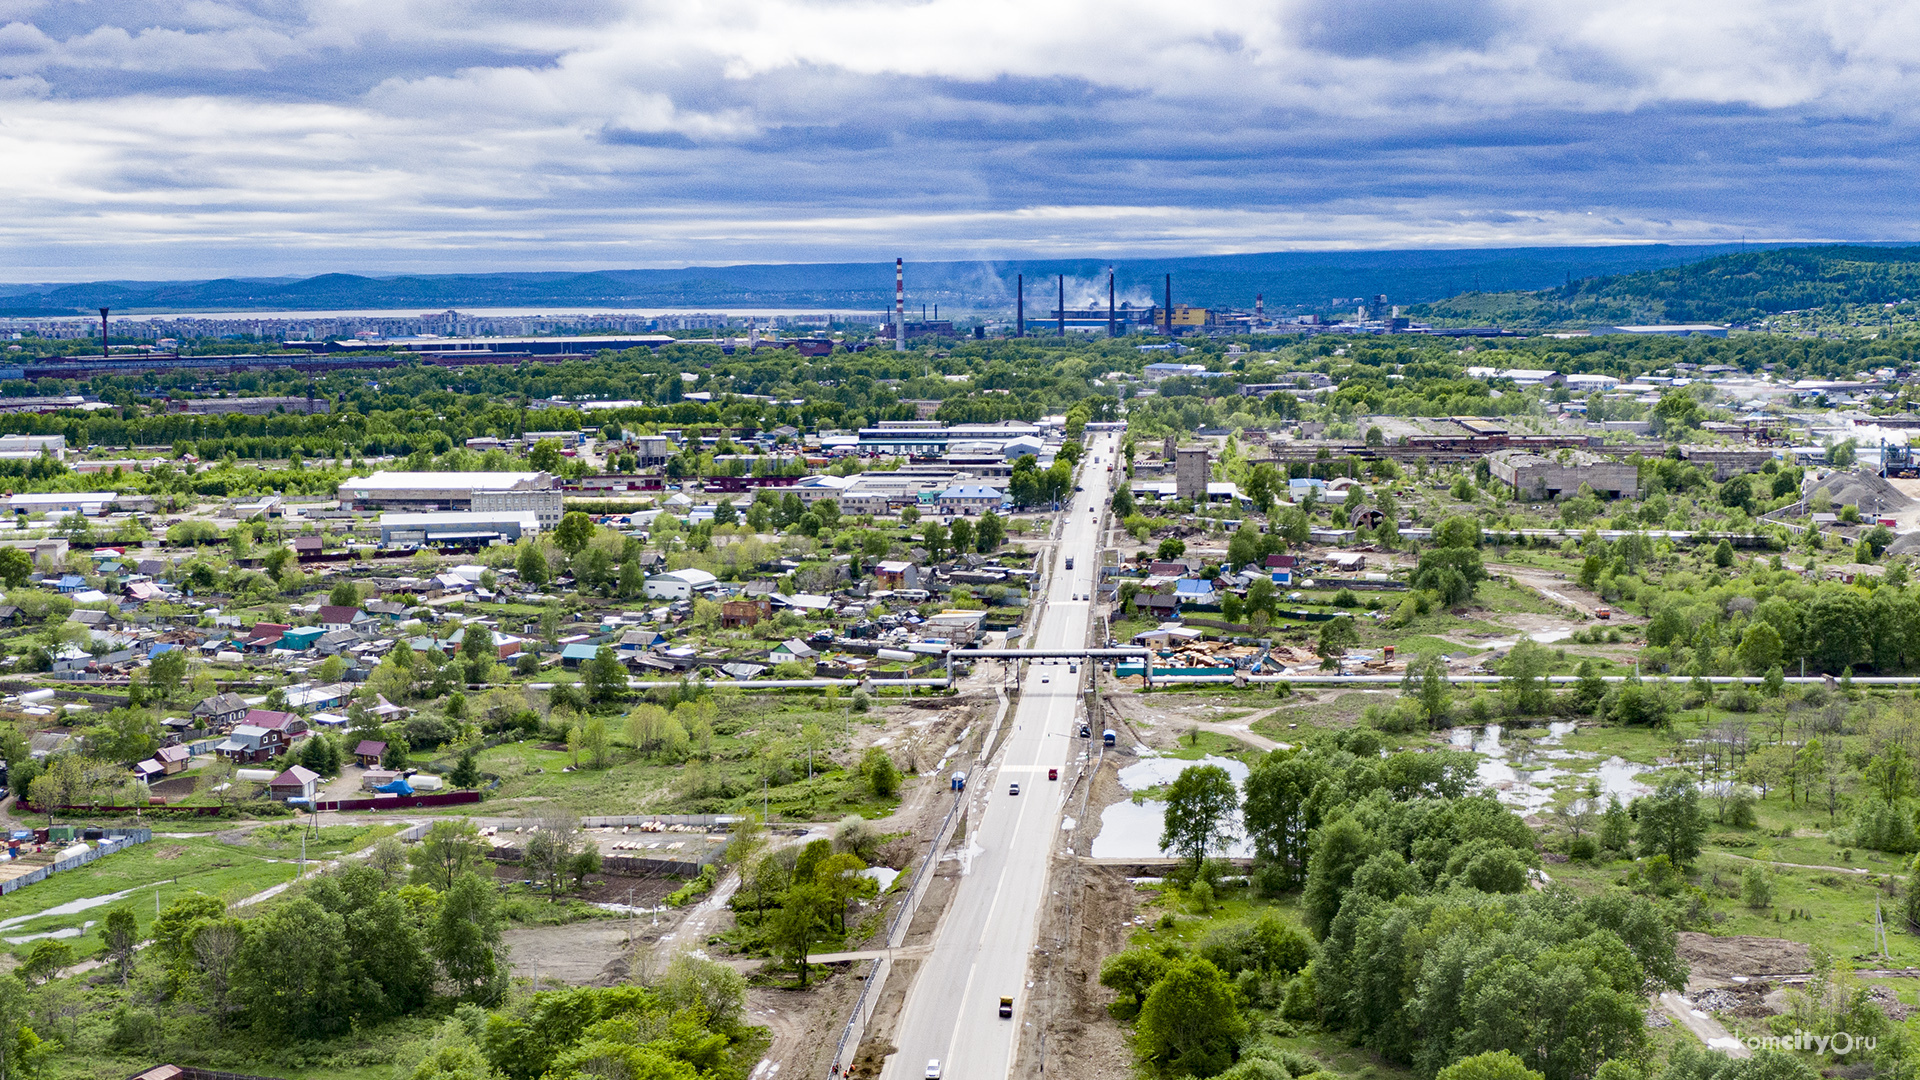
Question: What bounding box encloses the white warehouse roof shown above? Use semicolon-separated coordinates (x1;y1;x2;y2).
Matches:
345;471;549;492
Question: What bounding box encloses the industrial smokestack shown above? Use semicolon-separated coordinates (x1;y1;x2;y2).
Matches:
1017;274;1024;337
99;307;109;358
1108;270;1116;338
1164;274;1172;334
1256;293;1264;325
894;259;907;351
1057;275;1065;337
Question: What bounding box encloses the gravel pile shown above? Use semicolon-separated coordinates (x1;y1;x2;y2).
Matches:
1808;468;1913;514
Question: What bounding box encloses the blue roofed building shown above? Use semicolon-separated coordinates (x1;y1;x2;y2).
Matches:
935;485;1005;514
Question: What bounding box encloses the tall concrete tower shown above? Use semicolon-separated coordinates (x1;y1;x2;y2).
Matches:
1175;447;1210;504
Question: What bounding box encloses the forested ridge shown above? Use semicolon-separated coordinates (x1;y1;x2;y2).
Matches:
1411;246;1920;328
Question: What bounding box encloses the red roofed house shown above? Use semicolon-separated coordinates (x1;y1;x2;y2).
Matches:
243;623;290;651
354;740;388;768
268;765;320;802
317;605;360;631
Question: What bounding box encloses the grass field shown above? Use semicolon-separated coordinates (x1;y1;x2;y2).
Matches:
0;823;397;963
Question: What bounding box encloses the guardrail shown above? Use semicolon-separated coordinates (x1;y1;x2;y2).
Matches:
828;791;966;1078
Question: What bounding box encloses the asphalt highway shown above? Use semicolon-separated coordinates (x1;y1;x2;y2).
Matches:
884;430;1118;1080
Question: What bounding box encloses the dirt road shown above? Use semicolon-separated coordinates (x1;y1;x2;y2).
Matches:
1659;991;1751;1058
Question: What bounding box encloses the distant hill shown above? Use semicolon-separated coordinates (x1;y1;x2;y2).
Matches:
1409;245;1920;328
0;243;1796;316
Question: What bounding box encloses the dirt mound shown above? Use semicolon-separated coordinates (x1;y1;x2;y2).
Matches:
1809;469;1913;514
1887;531;1920;557
1676;932;1811;981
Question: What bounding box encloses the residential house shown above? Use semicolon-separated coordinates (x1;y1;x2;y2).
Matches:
770;593;833;614
214;724;288;764
370;694;408;721
277;626;325;652
353;740;388;768
1134;623;1205;647
1174;578;1219;606
70;608;110;631
242;709;308;736
123;581;164;604
268;765;321;802
318;605;361;631
243;623;290;651
54;574;84;593
1138;593;1181;617
934;485;1004;514
192;692;251;729
873;561;921;590
154;744;190;775
446;625;522;659
721;598;771;629
560;643;601;668
1327;552;1368;573
364;600;410;622
1262;554;1297;569
285;683;352;711
314;629;360;656
769;638;817;662
0;606;19;627
292;537;323;556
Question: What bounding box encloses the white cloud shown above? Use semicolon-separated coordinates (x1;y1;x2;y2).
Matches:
1;0;1919;277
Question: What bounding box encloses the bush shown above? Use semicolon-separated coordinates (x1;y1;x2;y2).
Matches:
861;747;899;798
667;864;719;907
1848;801;1919;854
1567;835;1599;862
1742;866;1773;909
1331;588;1359;608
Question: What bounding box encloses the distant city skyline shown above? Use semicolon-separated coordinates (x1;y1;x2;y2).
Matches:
2;0;1917;278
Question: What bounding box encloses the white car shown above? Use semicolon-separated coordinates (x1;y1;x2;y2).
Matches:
927;1060;942;1079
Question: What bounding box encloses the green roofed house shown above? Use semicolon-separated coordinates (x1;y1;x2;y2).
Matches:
277;626;325;652
560;643;601;669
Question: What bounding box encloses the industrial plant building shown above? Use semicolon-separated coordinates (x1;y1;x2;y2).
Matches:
378;511;540;547
339;472;561;529
1487;449;1640;501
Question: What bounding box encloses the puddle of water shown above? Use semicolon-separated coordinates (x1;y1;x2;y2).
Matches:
1482;629;1576;649
1116;755;1249;792
1447;724;1658;813
860;866;900;892
590;902;667;916
0;883;148;933
1091;799;1255;859
4;921;92;944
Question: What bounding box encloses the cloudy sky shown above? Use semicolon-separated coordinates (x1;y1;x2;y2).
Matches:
1;0;1916;279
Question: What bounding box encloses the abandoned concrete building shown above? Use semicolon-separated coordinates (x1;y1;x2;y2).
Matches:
1487;449;1640;501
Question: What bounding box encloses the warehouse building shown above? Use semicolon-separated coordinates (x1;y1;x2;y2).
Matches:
378;511;539;547
340;471;560;528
